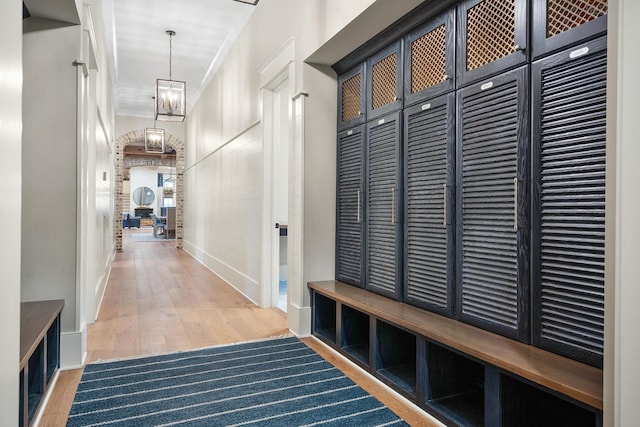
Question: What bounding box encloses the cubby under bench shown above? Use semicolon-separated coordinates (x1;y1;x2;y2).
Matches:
19;300;64;427
309;280;602;427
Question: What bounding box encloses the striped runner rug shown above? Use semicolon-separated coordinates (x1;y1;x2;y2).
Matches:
67;337;409;426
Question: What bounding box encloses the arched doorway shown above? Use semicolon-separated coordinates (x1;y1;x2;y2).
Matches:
114;130;185;250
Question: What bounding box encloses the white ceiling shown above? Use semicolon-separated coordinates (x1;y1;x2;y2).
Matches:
100;0;257;118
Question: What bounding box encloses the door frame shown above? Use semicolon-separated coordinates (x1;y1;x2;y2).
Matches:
260;39;295;309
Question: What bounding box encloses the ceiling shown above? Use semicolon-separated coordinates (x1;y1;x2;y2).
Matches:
100;0;257;118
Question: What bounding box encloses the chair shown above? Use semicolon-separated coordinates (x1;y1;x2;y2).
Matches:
151;214;166;238
122;213;141;229
164;207;176;239
128;214;141;228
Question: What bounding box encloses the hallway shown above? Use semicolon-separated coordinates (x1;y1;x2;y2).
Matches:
39;229;434;426
88;228;289;362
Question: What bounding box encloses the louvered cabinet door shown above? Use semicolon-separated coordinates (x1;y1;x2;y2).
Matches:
457;66;530;341
404;94;455;316
336;125;365;287
532;37;606;367
338;64;366;131
457;0;528;87
404;9;455;107
367;41;403;121
366;111;402;299
532;0;607;59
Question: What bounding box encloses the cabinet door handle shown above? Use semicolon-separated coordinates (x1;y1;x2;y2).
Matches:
443;183;447;227
513;177;518;232
391;188;396;224
357;190;361;223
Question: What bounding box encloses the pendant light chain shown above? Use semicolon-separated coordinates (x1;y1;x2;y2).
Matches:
156;29;185;122
153;96;157;127
167;30;175;81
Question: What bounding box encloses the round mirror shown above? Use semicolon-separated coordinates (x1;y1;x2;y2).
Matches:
132;186;155;206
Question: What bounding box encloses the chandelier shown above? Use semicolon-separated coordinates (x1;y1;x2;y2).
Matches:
163;155;176;195
145;97;165;153
155;30;186;122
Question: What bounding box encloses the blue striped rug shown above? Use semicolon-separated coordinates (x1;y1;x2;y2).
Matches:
67;337;408;426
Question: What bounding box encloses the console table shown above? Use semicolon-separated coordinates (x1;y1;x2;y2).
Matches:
19;300;64;426
134;207;153;218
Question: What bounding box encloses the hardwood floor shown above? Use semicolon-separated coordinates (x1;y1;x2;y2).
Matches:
39;228;438;427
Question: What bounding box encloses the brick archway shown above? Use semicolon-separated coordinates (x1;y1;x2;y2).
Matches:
115;130;185;250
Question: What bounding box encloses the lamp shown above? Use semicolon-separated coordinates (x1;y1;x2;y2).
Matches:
163;154;176;196
145;96;165;153
155;30;186;122
144;128;165;153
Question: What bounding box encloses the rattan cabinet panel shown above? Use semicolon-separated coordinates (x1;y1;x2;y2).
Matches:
404;10;456;107
367;41;403;120
457;0;528;86
532;0;607;59
338;64;366;131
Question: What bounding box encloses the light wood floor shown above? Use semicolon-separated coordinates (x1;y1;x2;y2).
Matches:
39;228;437;426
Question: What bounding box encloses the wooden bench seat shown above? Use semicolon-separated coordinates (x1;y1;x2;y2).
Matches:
20;299;64;426
308;280;602;411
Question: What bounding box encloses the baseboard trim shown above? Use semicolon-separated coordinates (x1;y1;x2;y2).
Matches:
93;248;115;322
31;369;59;427
182;240;260;304
287;301;311;337
60;325;87;369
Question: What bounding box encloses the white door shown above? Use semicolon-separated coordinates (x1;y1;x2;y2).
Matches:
272;78;290;312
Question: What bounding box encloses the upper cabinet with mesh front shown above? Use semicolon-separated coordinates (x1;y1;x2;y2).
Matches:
366;41;403;120
532;0;607;59
338;64;366;131
457;0;528;86
404;10;456;107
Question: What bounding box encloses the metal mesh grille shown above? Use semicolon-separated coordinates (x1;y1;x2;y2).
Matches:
547;0;608;38
342;74;361;122
466;0;516;71
371;53;397;110
411;25;447;93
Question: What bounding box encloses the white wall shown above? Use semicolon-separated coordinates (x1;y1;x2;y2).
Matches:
0;1;22;424
606;1;640;425
130;167;162;214
21;0;115;367
22;24;82;331
182;0;425;332
184;124;263;302
80;0;116;334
